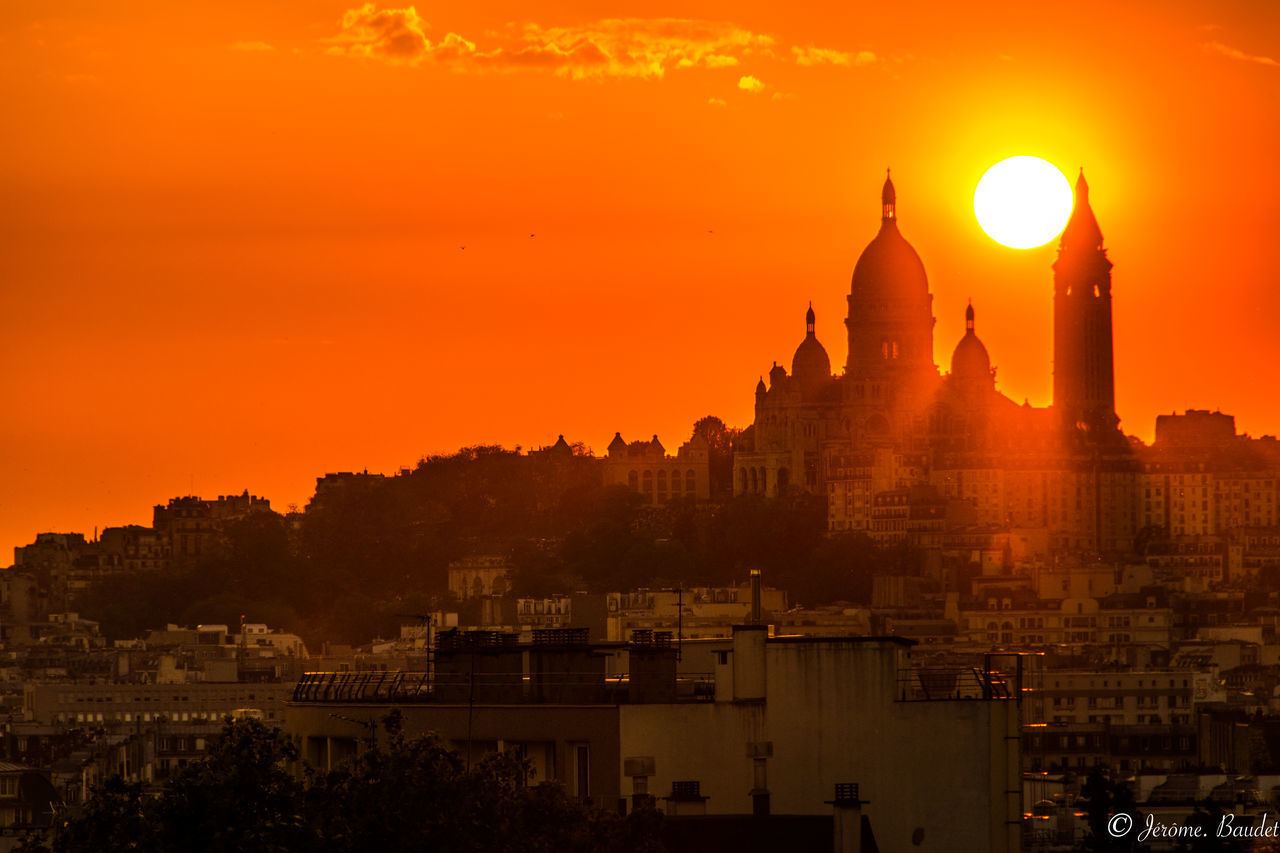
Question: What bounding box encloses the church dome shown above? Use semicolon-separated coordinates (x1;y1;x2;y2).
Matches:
791;304;831;387
792;336;831;381
950;303;992;385
850;174;929;300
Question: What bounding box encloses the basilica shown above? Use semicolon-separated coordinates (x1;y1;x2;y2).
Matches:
733;170;1148;556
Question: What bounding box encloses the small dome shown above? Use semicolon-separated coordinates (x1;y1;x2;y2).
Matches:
951;334;991;380
792;335;831;383
950;303;992;386
791;305;831;388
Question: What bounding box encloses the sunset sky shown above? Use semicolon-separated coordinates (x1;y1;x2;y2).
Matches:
2;0;1278;559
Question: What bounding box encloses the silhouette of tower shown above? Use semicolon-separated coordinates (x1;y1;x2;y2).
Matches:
845;171;935;387
1052;169;1118;435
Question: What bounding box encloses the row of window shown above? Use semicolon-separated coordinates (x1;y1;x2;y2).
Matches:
55;709;274;724
628;470;697;491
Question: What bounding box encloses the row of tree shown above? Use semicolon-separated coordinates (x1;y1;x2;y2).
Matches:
21;725;1264;853
70;417;928;645
19;717;663;853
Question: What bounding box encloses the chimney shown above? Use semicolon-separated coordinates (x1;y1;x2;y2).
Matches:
748;741;772;816
732;622;767;702
623;757;655;813
827;783;866;853
749;568;763;624
733;570;768;702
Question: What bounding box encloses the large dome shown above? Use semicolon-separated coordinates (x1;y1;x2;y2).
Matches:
851;221;929;300
850;175;928;300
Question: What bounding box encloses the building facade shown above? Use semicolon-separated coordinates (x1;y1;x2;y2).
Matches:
735;171;1280;562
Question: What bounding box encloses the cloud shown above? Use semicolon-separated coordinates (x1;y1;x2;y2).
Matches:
327;7;771;78
475;18;773;79
1203;40;1278;67
703;54;739;68
708;97;727;107
792;46;877;67
326;3;475;64
230;41;275;52
325;7;890;86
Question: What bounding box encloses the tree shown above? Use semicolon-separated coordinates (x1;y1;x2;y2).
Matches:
1080;769;1146;852
26;719;311;853
21;776;154;853
308;715;661;853
691;416;740;496
27;717;664;853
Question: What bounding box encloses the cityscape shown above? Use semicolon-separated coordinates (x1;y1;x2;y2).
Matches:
3;1;1280;852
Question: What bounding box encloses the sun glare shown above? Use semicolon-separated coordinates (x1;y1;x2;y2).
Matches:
974;156;1074;249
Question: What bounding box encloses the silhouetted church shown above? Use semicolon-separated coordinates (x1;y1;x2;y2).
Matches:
734;170;1142;556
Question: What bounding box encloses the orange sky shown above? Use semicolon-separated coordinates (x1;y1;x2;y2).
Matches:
2;0;1278;560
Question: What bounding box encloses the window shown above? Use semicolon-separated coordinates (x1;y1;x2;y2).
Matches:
573;745;590;800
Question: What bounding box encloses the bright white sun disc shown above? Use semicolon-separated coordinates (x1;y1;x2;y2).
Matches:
974;156;1074;249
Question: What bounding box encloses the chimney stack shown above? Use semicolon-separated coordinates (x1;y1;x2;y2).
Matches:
749;568;762;624
827;783;866;853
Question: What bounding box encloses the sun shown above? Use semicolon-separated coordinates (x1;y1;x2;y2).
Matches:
973;156;1074;249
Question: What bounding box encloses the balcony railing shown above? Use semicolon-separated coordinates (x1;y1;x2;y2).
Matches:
290;670;715;704
897;665;1025;701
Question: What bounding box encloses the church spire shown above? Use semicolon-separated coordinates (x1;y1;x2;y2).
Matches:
881;168;896;221
1060;168;1104;252
805;302;815;337
965;299;975;334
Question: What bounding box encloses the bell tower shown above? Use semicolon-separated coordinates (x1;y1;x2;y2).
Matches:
1052;169;1118;435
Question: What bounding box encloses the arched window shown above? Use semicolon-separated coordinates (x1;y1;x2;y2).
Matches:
686;469;696;493
671;470;681;492
881;341;889;359
657;470;667;493
642;471;653;493
628;470;638;490
750;468;758;493
760;468;768;494
777;468;790;492
739;468;748;493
